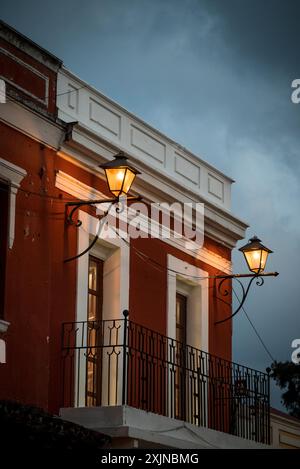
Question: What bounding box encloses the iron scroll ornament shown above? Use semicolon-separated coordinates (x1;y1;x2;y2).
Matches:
64;195;141;263
214;272;279;325
65;195;141;227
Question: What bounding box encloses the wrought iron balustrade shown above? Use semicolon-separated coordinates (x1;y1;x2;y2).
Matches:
61;312;270;444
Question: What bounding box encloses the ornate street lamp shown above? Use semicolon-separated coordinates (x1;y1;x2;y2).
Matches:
64;151;141;262
239;235;272;274
214;236;278;325
65;151;141;227
100;151;141;198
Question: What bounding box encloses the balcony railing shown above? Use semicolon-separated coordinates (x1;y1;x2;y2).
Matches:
61;312;270;444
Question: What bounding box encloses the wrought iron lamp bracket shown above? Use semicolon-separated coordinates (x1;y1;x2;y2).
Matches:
64;195;141;263
214;271;279;325
65;195;141;227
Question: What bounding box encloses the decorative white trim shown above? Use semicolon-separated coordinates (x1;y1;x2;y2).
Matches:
75;210;129;406
167;254;209;354
0;157;27;248
166;257;209;431
0;319;10;333
76;210;130;322
55;170;232;273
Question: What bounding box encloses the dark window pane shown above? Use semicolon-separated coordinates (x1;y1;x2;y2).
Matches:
86;256;104;407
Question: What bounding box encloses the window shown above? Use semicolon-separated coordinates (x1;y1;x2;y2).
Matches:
176;293;187;344
86;255;103;406
0;181;9;319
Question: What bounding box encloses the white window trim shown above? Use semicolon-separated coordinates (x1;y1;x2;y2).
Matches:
0;157;27;249
75;210;130;407
167;254;209;353
76;210;130;323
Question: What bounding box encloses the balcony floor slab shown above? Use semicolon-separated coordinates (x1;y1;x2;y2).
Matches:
60;405;269;449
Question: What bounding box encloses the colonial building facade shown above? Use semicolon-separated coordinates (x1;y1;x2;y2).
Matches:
0;21;270;448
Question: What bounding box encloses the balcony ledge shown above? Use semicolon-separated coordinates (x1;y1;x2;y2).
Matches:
60;405;269;449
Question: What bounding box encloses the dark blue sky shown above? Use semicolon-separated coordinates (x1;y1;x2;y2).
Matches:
2;0;300;408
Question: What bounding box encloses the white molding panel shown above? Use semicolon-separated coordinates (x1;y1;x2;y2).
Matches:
208;173;224;202
175;151;200;186
57;68;233;210
89;97;121;139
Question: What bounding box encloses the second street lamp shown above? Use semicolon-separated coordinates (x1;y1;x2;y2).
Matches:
214;235;278;325
239;235;272;274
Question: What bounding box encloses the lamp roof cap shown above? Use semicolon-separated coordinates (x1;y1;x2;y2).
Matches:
239;235;273;253
99;151;141;174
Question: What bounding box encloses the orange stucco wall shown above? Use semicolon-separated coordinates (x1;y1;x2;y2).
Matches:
0;118;232;414
129;237;232;361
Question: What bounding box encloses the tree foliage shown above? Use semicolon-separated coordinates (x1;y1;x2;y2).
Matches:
270;361;300;419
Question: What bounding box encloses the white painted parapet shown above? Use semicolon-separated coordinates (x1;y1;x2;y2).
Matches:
57;68;232;211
